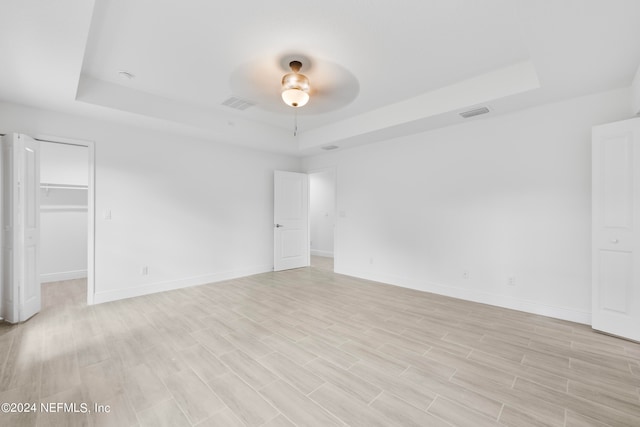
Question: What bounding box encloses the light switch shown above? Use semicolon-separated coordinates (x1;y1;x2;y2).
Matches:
104;210;112;220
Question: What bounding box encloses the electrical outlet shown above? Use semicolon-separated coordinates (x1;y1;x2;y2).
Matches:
141;266;149;275
463;270;470;279
369;257;374;264
508;276;516;286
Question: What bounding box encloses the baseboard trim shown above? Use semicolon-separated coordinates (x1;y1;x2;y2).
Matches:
41;270;87;283
311;250;334;258
93;264;273;305
91;263;591;325
337;268;591;325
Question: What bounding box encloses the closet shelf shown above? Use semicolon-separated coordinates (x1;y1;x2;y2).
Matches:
40;182;88;190
40;205;88;211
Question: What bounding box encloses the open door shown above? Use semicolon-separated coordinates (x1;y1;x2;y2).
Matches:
592;118;640;341
274;171;309;271
1;133;41;323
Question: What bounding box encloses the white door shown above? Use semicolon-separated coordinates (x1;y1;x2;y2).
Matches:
592;118;640;341
274;171;309;271
1;133;41;322
1;135;16;321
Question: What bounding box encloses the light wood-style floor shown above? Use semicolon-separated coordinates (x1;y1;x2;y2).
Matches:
1;258;639;426
310;255;333;272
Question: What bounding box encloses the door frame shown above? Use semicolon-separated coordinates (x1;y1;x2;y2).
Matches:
36;135;96;305
307;166;338;269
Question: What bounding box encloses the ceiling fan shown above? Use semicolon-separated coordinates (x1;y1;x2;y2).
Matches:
229;54;359;115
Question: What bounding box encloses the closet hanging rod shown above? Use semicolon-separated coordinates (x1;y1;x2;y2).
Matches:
40;183;88;190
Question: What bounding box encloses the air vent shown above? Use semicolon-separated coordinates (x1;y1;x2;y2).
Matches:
321;145;339;151
221;97;255;111
459;106;490;119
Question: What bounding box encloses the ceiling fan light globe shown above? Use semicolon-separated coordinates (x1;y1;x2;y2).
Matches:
282;89;309;108
281;72;310;92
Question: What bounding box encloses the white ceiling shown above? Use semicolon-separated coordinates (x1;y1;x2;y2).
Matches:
1;0;640;156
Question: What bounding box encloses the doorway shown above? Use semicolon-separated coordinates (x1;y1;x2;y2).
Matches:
309;168;336;272
38;136;95;308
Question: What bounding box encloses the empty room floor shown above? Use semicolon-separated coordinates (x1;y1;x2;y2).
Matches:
310;255;333;272
1;264;639;426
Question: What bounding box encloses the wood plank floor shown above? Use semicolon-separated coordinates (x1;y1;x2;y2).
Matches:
1;258;639;426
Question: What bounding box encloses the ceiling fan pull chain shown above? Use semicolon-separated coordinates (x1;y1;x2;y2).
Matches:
294;110;298;136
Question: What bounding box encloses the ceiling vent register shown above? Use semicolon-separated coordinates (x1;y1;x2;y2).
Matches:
222;97;255;111
459;106;490;118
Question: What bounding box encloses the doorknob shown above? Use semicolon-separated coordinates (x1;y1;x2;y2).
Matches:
275;224;284;228
611;238;619;244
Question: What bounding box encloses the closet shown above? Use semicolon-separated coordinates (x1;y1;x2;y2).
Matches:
40;142;88;283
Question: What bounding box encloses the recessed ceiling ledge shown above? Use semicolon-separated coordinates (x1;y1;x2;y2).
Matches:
76;75;297;149
297;60;540;150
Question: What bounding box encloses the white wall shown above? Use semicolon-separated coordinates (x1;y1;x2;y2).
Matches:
40;142;89;282
632;65;640;116
41;141;89;185
303;88;633;324
309;170;335;257
0;101;300;303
